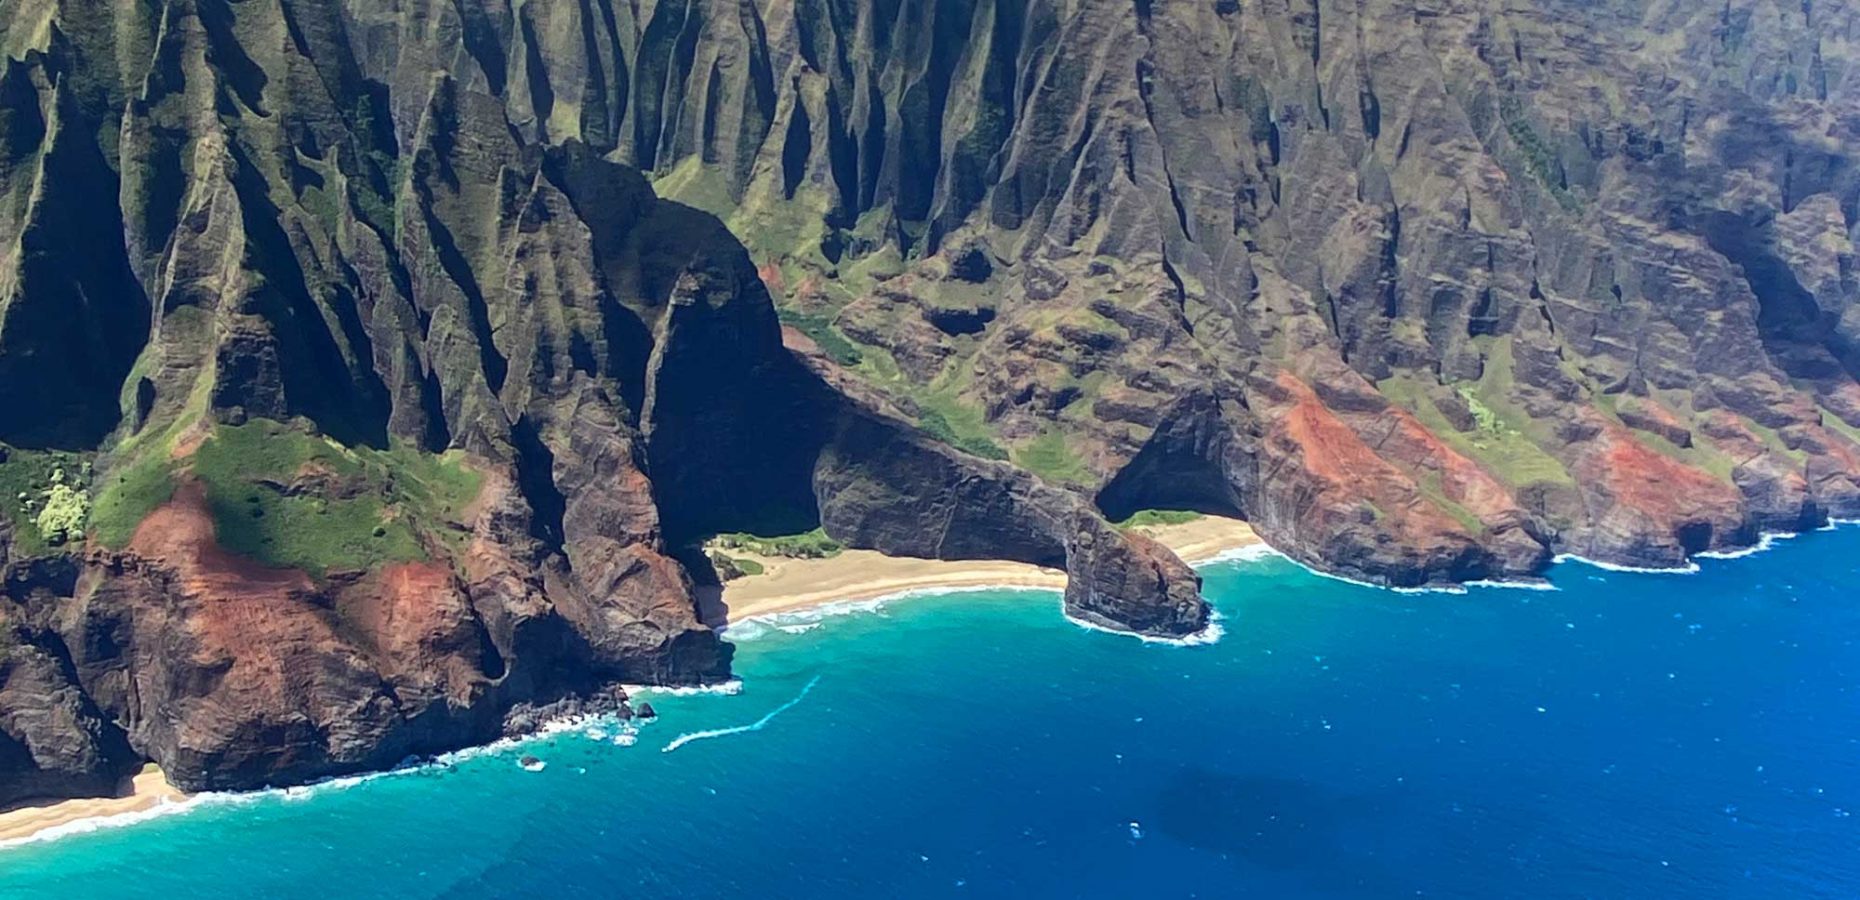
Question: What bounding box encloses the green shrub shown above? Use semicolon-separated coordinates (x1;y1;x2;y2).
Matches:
778;309;864;366
0;446;98;554
1116;509;1205;529
713;527;844;560
918;409;1010;460
34;483;89;543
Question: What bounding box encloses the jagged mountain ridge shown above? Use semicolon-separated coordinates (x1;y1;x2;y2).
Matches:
596;0;1860;580
0;0;1202;804
2;0;1859;804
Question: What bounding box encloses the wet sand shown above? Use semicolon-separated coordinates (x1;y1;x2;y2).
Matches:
0;766;186;846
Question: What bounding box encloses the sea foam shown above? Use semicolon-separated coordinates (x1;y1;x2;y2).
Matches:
661;676;822;753
1063;605;1227;647
1551;553;1702;575
1187;543;1283;566
0;794;218;852
627;680;744;698
0;702;667;853
1694;530;1798;560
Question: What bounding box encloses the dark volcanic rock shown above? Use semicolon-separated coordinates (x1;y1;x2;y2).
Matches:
810;404;1210;638
547;0;1860;581
0;0;1208;804
1063;524;1208;637
5;0;1860;806
1;565;140;805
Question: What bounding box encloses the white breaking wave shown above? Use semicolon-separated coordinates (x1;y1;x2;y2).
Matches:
721;595;901;642
1552;553;1702;575
1063;604;1226;647
1187;543;1284;566
1547;522;1851;571
0;702;666;853
625;680;744;698
724;585;1065;642
1463;578;1560;593
1694;530;1797;560
0;762;440;853
661;676;822;753
1273;556;1471;595
0;793;226;852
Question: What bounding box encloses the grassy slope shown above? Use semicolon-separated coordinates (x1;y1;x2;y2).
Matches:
77;414;481;577
1377;376;1572;491
88;448;178;547
186;420;482;576
1014;429;1090;485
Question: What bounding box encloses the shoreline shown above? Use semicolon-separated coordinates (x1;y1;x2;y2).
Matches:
4;517;1843;853
0;516;1260;851
0;766;186;847
708;514;1262;626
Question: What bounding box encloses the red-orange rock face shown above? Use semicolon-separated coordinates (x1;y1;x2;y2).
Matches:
1246;371;1547;586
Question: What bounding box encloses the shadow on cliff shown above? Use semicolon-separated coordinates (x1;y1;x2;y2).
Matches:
1093;393;1250;524
625;190;1205;637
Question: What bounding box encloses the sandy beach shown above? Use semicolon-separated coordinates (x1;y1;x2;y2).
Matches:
710;514;1260;625
0;516;1259;849
0;765;186;846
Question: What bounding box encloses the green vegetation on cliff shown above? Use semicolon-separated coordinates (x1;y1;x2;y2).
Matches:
778;308;864;366
1455;341;1577;489
1592;390;1741;483
187;421;482;576
1116;509;1205;529
1821;408;1860;449
0;447;93;555
1015;430;1091;486
1378;372;1572;492
915;381;1010;461
89;451;178;548
1498;96;1582;213
711;527;844;560
917;408;1010;461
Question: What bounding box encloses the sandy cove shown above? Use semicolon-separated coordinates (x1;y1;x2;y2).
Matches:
0;516;1259;848
709;514;1261;625
0;766;186;846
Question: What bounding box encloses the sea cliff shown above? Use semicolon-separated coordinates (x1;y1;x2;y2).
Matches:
5;0;1860;805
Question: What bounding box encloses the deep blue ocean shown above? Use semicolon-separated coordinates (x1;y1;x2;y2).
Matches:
5;528;1860;898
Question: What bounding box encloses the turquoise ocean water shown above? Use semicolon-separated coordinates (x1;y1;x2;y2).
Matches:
5;528;1860;898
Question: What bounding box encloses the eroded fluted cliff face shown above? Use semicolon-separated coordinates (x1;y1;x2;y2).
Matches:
0;0;1205;802
3;0;1860;802
572;0;1860;581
